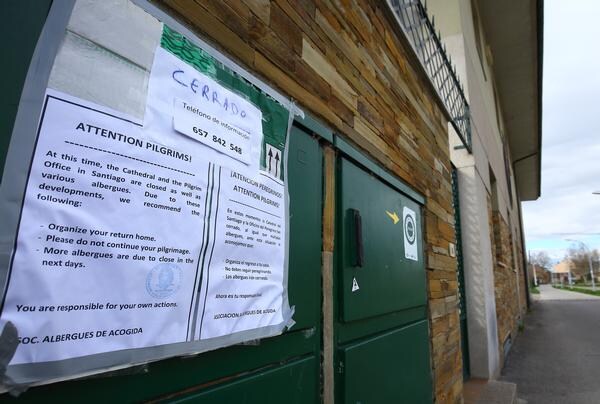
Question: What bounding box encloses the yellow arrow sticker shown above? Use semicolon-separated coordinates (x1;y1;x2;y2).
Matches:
386;210;399;224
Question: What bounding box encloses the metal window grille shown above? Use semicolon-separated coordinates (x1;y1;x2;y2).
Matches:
387;0;472;151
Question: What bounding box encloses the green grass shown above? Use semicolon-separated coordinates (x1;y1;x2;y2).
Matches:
553;285;600;297
530;286;540;294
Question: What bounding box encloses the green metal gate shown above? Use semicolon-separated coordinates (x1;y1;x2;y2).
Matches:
452;166;470;379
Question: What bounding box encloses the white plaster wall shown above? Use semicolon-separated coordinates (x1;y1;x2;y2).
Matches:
456;165;500;378
431;0;519;224
430;0;529;378
458;0;516;223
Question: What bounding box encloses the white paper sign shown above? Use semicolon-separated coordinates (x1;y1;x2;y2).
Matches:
403;206;418;261
172;97;254;165
192;168;285;340
144;47;263;172
0;85;287;364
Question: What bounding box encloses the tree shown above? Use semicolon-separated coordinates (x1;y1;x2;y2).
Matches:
529;251;552;270
529;251;553;285
565;244;599;280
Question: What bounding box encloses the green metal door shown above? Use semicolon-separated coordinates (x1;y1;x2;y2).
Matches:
452;166;470;379
338;158;426;323
5;124;323;403
0;0;52;180
335;155;432;403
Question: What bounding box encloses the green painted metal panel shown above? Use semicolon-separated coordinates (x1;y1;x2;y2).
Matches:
335;306;427;343
0;0;52;181
338;157;426;323
8;331;316;403
340;320;433;404
287;125;323;329
334;154;432;403
169;356;318;403
334;136;424;205
295;113;334;143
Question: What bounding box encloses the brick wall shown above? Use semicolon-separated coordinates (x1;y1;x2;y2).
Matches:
517;241;528;314
510;229;528;316
491;212;521;363
160;0;462;401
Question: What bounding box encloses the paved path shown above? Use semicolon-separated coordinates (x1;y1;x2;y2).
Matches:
535;284;600;300
501;288;600;403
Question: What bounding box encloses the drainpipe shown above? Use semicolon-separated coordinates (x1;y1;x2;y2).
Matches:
517;199;531;309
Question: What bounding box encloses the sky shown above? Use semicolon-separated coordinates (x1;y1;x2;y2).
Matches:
522;0;600;262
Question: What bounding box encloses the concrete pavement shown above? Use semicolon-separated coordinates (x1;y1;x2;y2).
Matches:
464;379;517;404
535;284;600;300
501;285;600;403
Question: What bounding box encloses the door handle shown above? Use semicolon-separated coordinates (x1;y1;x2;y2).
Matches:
350;209;364;267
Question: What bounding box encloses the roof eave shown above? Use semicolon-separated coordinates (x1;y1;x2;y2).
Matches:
479;0;543;201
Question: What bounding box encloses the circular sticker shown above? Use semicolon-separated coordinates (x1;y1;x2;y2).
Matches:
405;215;416;245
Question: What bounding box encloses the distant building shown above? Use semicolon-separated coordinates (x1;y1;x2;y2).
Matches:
552;260;574;285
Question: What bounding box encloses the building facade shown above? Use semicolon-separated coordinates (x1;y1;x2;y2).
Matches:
0;0;541;402
428;0;542;379
552;260;574;285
